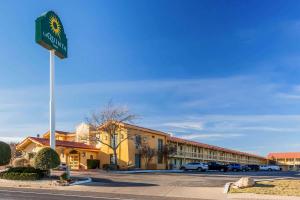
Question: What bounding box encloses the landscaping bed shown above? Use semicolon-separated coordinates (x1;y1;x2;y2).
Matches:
0;167;47;180
229;179;300;196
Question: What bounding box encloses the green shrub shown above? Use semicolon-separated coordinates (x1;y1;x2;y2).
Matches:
59;172;69;181
33;147;60;170
6;167;46;178
87;159;100;169
0;141;11;166
25;152;36;160
13;158;30;167
0;172;40;180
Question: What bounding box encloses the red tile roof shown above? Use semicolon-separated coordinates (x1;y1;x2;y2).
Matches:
169;136;266;160
28;137;99;151
43;130;75;136
267;152;300;159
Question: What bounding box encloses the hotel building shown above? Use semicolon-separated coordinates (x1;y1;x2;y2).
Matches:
268;152;300;171
17;122;267;170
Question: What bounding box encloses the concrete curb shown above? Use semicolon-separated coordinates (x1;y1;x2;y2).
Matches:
69;177;92;186
224;182;233;193
113;170;184;174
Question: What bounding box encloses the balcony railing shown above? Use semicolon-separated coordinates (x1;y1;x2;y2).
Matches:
171;151;263;164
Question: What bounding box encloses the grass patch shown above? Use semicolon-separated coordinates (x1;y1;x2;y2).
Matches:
229;180;300;196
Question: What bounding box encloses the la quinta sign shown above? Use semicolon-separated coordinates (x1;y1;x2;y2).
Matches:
35;11;68;149
35;11;68;59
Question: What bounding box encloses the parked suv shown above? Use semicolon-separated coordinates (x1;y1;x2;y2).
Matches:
227;163;242;171
207;162;228;172
245;164;260;171
259;165;281;171
241;165;250;171
180;162;208;171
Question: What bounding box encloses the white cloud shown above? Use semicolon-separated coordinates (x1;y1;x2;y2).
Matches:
181;133;244;140
163;121;204;131
1;75;300;156
0;137;24;143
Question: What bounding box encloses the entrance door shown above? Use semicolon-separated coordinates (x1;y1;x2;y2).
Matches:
69;154;80;170
135;154;141;168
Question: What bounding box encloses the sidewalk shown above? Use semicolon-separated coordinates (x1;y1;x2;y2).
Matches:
64;184;227;199
1;178;300;200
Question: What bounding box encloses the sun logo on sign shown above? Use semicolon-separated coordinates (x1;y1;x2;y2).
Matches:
49;15;61;38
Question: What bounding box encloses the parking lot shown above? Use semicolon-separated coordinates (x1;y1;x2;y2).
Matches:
70;170;300;188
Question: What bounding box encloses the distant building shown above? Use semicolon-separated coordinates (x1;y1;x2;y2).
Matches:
267;152;300;171
17;122;267;170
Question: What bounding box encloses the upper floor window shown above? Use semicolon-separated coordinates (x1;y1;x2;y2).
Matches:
110;134;118;148
135;135;141;149
157;139;163;164
158;139;163;152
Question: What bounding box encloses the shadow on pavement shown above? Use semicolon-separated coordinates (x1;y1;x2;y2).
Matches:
254;183;275;188
83;178;158;187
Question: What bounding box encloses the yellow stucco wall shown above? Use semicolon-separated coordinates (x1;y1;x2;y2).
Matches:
96;126;168;170
18;123;266;171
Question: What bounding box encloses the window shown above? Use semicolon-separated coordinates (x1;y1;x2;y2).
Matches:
110;135;118;148
110;154;115;164
135;135;142;149
158;139;163;151
90;155;94;160
157;139;163;164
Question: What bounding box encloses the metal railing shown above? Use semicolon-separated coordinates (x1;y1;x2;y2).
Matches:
170;151;263;164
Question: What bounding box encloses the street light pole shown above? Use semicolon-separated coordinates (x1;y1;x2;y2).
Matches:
50;49;56;149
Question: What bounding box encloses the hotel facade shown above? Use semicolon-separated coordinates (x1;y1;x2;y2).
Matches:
268;152;300;171
17;122;267;170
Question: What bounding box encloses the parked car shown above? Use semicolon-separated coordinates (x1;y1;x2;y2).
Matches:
207;162;228;172
245;164;260;171
227;163;242;171
241;165;250;171
259;165;281;171
180;162;208;171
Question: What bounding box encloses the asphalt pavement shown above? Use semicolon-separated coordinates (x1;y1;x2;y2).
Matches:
0;187;203;200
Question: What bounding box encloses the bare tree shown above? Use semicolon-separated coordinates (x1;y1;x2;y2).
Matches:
161;143;177;169
139;144;157;169
84;101;137;167
9;142;22;164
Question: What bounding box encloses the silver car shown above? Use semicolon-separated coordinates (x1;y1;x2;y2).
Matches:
259;165;281;171
180;162;208;171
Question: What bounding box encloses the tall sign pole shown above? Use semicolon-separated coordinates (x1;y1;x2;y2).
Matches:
50;49;55;149
35;11;68;150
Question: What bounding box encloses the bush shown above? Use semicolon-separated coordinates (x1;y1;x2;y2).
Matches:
60;172;69;181
0;172;40;180
8;166;42;173
13;158;30;167
0;167;46;180
0;141;11;166
87;159;100;169
103;164;119;170
33;147;60;170
25;152;36;160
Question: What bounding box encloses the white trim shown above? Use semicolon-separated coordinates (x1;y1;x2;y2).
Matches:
69;177;92;186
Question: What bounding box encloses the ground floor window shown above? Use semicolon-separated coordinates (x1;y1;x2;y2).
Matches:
110;154;115;164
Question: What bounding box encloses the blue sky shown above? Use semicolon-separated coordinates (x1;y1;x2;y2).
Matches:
1;0;300;156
